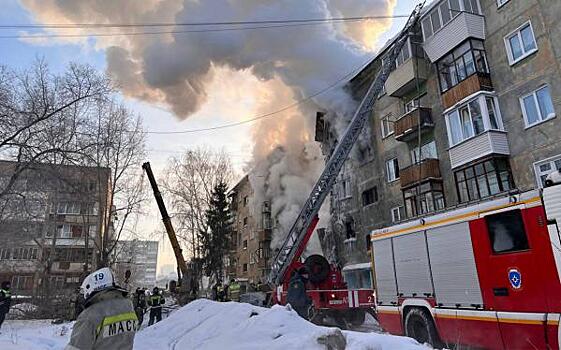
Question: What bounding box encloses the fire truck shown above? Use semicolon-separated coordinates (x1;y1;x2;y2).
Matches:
370;171;561;349
267;3;425;327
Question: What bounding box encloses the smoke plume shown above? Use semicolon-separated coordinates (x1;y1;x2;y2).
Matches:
21;0;398;250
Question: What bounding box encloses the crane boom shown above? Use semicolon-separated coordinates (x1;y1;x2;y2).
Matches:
268;3;425;286
142;162;189;280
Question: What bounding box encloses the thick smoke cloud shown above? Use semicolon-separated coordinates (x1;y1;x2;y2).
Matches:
21;0;397;251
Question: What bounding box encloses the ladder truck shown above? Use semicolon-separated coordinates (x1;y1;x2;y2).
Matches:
267;3;425;326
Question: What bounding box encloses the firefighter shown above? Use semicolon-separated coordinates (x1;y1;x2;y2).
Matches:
65;268;137;350
227;278;241;302
0;281;12;332
148;287;165;325
286;267;312;319
216;281;225;302
133;288;147;326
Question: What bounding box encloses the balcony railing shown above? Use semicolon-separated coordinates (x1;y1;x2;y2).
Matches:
395;107;433;142
400;159;441;189
442;72;493;109
423;11;486;63
385;57;429;97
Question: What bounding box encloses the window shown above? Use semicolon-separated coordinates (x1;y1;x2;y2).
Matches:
243;240;248;250
534;155;561;187
11;275;33;290
446;93;503;146
411;140;437;164
421;0;479;40
386;158;400;182
404;94;425;113
455;158;513;202
243;217;248;227
345;219;356;239
505;21;537;65
497;0;510;7
391;206;405;222
381;114;395;138
57;202;81;215
520;85;556;127
361;187;378;206
243;196;248;207
340;178;352;198
243;263;248;272
437;39;489;92
486;210;529;253
0;248;10;260
404;181;445;217
11;247;38;260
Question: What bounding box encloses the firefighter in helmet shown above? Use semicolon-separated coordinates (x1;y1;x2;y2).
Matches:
227;278;241;302
148;286;165;325
65;268;137;350
286;266;312;319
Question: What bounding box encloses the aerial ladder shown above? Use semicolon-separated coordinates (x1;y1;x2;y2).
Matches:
267;3;425;324
142;162;191;301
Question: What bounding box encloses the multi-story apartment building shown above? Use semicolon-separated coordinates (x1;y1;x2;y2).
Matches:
0;161;112;296
113;240;159;289
227;175;272;284
318;0;561;268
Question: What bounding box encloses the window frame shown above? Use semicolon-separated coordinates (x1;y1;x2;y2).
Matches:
485;209;530;254
421;0;481;40
519;85;556;128
504;21;538;65
361;187;378;207
437;39;489;93
386;158;400;183
533;154;561;188
497;0;510;8
454;157;514;203
391;206;405;222
381;113;395;139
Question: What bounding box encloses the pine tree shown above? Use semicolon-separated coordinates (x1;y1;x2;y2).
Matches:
198;181;231;281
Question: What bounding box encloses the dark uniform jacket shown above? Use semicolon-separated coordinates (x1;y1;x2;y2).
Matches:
65;289;137;350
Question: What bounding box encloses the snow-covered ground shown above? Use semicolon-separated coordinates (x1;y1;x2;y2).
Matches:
0;299;430;350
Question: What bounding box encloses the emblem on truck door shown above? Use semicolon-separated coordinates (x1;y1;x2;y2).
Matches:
508;268;522;289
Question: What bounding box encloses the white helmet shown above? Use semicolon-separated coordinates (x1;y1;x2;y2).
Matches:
81;267;115;300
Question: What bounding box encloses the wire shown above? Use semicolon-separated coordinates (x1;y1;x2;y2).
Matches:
0;14;409;29
140;54;375;135
0;20;368;39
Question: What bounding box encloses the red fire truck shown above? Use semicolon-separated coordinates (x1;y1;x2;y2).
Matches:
370;172;561;349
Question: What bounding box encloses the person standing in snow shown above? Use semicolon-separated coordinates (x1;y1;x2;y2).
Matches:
133;288;147;326
286;267;312;319
65;268;137;350
0;281;12;332
227;278;241;302
148;287;165;325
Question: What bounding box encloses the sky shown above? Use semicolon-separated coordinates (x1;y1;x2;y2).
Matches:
0;0;419;278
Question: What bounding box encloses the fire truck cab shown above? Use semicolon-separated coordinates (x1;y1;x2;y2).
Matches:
370;170;561;349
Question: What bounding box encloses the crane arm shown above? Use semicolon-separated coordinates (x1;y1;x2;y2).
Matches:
267;3;425;285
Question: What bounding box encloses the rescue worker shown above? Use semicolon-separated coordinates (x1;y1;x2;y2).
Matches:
133;288;147;326
227;278;241;302
148;287;165;325
0;281;12;332
216;281;225;302
65;268;137;350
286;267;312;319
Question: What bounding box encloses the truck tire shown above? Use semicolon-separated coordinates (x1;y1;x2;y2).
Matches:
304;255;330;283
404;308;441;348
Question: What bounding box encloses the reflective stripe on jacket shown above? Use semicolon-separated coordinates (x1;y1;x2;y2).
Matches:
228;283;241;301
149;294;165;308
65;289;137;350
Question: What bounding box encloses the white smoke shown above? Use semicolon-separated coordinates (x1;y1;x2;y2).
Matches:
21;0;398;250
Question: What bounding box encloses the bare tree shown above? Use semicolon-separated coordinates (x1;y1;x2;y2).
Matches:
163;147;234;261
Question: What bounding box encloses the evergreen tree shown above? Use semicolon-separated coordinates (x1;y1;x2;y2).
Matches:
198;181;231;281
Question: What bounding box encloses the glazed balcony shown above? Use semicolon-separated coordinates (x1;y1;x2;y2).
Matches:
400;159;442;189
442;72;493;109
449;130;510;169
386;57;429;97
423;11;486;63
395;107;434;142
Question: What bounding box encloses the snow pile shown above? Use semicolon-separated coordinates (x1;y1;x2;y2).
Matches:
135;299;428;350
0;299;429;349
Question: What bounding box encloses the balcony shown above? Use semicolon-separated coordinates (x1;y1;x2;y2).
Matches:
423;11;485;63
400;159;441;189
395;108;433;142
385;57;429;97
258;230;272;242
449;130;510;169
442;73;493;109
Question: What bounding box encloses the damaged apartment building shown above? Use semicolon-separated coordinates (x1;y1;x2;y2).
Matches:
0;161;113;297
227;175;272;285
317;0;561;269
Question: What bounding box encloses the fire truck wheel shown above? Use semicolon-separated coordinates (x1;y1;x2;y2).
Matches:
404;308;441;348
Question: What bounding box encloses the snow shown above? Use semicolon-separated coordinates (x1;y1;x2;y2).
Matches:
1;299;430;350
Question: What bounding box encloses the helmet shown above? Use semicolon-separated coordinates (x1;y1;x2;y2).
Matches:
80;267;115;300
1;281;10;290
153;286;159;293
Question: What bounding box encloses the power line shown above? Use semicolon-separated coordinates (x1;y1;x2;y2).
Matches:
140;54;374;135
0;20;366;39
0;14;409;29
